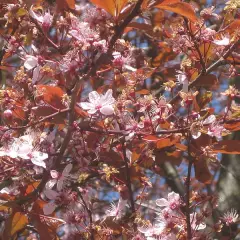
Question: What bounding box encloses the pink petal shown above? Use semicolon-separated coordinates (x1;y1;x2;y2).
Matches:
100;106;114;115
24;56;38;70
168;192;180;201
89;91;100;104
44;189;59;200
156;198;169;207
63;163;73;176
88;108;98;114
57;179;64;191
203;115;216;125
32;65;41;84
213;37;230;46
69;30;81;40
43;202;56;215
29;6;44;23
46;179;57;189
79;102;94;110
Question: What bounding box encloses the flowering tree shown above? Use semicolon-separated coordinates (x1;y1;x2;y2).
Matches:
0;0;240;239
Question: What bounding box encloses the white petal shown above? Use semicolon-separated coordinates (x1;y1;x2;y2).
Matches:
196;223;206;230
213;37;230;46
101;89;115;105
31;151;48;168
79;102;95;110
156;198;169;207
168;192;180;201
203;115;216;125
192;131;201;139
32;65;41;84
44;189;59;200
24;56;38;70
100;106;114;115
69;30;81;40
0;150;7;157
46;179;57;189
18;154;30;160
43;202;56;215
88;108;98;114
88;91;100;104
8;151;19;159
29;6;44;23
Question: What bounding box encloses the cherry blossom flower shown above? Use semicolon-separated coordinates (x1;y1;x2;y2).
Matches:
24;55;55;83
156;192;181;211
203;115;229;139
0;134;48;168
48;164;73;191
29;6;53;31
106;198;128;220
79;89;115;115
138;221;166;239
222;209;239;226
190;213;206;230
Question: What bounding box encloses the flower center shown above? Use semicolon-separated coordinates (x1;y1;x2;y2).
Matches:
96;105;102;110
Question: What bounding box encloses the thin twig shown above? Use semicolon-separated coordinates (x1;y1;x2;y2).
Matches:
170;39;240;105
121;139;136;230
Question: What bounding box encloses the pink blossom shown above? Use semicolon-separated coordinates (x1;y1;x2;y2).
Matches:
24;55;38;70
79;89;115;115
138;221;166;239
156;192;181;210
29;6;53;31
0;134;48;168
190;213;206;230
203;115;228;139
222;209;239;226
106;198;128;220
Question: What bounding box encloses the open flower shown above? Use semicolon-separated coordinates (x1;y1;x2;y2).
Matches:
29;6;53;31
106;198;128;220
222;209;239;226
156;192;181;211
138;221;166;239
79;89;115;115
0;134;48;168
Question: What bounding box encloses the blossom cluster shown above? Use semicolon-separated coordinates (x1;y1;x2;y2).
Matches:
0;0;239;239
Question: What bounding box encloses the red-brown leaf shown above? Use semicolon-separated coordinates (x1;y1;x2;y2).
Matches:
211;140;240;154
194;158;212;184
90;0;128;16
155;1;197;23
195;74;218;89
35;85;65;110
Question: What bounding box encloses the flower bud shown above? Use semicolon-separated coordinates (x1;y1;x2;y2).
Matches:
3;109;13;120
